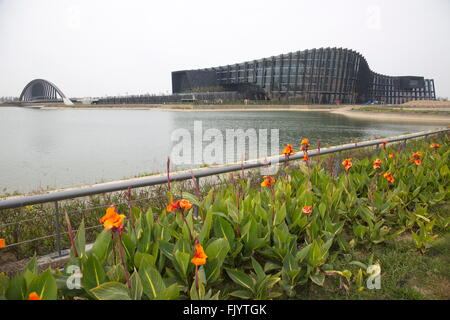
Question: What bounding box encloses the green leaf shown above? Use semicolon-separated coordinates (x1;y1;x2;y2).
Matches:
106;264;125;283
251;257;265;282
198;209;213;243
129;270;143;300
226;269;254;293
75;219;86;257
229;290;253;299
0;273;9;296
173;250;191;281
81;253;106;290
159;240;175;261
121;233;136;261
90;281;131;300
190;279;205;300
139;264;166;299
5;274;27;300
274;203;287;226
213;217;235;246
28;269;58;300
205;238;230;263
91;230;111;262
159;283;180;300
23;255;38;274
310;274;325;286
296;244;311;263
134;252;156;269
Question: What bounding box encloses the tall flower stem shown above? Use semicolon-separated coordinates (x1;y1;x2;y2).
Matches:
270;186;276;225
111;230;117;265
116;229;131;289
180;210;194;242
195;265;199;290
64;210;78;258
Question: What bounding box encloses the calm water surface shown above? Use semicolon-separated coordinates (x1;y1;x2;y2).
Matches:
0;107;442;193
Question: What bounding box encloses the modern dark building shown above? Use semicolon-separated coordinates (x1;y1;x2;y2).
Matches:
172;48;436;104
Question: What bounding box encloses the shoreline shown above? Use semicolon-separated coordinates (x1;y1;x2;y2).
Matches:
3;102;450;122
42;103;450;122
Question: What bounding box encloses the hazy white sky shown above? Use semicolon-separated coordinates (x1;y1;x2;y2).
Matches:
0;0;449;98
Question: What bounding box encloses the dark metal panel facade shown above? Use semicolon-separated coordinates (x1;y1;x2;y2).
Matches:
172;48;436;104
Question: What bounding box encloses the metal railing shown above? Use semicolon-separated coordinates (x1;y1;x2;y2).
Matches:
0;127;448;257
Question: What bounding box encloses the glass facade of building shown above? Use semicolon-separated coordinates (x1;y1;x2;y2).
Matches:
172;47;436;104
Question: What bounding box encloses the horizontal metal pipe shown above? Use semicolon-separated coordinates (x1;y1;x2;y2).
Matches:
0;127;448;210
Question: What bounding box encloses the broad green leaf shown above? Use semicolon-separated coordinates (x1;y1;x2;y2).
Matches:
5;274;27;300
75;219;86;257
81;253;106;290
129;270;143;300
226;269;254;293
205;238;230;263
139;264;166;299
91;229;111;262
134;252;156;269
173;250;191;281
90;281;131;300
229;290;252;299
23;255;38;274
28;269;58;300
310;274;325;286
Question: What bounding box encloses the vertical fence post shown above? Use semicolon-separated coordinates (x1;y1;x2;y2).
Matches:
54;201;62;257
334;152;342;177
192;177;201;220
374;143;380;156
196;177;201;192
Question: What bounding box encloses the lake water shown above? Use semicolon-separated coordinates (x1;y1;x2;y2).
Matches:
0;107;442;194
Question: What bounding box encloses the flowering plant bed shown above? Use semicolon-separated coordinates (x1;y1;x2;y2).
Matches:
0;134;448;300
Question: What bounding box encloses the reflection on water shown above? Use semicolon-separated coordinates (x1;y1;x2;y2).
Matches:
0;107;441;193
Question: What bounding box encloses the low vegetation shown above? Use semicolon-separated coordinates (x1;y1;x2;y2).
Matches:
0;133;448;300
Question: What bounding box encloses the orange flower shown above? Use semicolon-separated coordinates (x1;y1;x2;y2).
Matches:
167;198;192;212
381;141;387;149
261;176;275;187
409;152;423;165
388;153;395;159
191;243;208;266
430;143;441;150
179;199;193;210
302;206;312;216
303;153;309;162
166;197;180;212
373;159;382;169
300;138;310;151
0;238;5;249
281;144;294;155
99;205;126;230
99;205;117;224
383;172;395;183
28;292;41;300
342;158;353;172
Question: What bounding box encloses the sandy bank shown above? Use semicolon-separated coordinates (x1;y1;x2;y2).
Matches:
40;103;340;112
331;106;450;123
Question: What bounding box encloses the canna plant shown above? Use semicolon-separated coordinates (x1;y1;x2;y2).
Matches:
0;133;448;300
